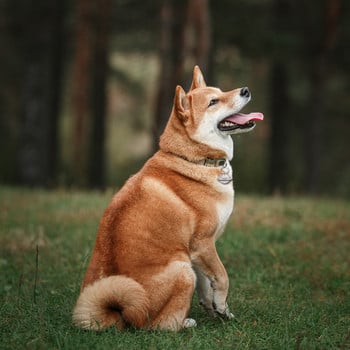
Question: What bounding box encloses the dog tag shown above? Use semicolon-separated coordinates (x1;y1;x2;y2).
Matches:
217;162;233;185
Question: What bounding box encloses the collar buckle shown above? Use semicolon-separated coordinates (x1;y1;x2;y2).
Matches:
217;159;227;167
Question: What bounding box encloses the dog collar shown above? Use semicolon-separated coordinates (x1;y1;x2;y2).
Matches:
170;152;228;168
167;152;233;184
196;158;227;168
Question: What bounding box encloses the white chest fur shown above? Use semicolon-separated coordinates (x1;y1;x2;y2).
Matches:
214;181;234;240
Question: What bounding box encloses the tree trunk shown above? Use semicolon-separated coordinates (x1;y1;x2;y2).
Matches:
17;0;64;186
268;62;289;194
153;0;212;150
303;0;340;193
188;0;211;75
88;0;112;189
71;0;94;185
48;1;64;185
268;0;290;194
304;58;327;193
153;0;188;150
71;0;112;188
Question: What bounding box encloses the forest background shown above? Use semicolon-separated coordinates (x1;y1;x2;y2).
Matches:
0;0;349;197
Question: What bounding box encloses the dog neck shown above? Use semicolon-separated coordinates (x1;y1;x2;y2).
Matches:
159;113;228;163
161;151;233;185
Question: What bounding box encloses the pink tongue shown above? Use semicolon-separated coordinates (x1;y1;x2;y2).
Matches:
224;112;264;125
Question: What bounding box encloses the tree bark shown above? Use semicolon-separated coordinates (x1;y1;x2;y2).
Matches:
153;0;212;150
303;0;340;193
88;0;112;189
268;62;289;194
153;0;188;150
17;0;64;186
71;0;94;185
268;0;290;194
188;0;211;74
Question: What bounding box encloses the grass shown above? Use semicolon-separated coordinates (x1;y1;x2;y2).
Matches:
0;186;349;349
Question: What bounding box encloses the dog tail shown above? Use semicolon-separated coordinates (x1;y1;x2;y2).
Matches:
72;275;150;330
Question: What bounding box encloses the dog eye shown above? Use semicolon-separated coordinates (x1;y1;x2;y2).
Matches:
208;98;219;107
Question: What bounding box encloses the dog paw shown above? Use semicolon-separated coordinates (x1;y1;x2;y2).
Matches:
216;309;235;320
183;318;197;328
221;310;235;319
212;302;234;320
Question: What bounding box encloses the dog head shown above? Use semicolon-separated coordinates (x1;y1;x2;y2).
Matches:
160;66;263;161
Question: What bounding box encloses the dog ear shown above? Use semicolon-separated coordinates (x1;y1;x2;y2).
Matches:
190;65;207;91
174;85;189;120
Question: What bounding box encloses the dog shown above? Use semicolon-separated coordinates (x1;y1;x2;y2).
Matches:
72;66;263;331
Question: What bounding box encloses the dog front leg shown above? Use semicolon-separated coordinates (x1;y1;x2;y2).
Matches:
192;242;234;320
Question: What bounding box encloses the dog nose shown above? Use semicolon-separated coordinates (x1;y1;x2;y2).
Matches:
240;87;250;98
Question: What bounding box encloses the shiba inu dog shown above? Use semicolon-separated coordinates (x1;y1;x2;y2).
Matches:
72;66;263;331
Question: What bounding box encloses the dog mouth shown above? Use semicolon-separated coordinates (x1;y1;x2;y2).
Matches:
218;112;264;133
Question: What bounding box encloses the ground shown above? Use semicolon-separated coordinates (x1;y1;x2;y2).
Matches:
0;187;349;349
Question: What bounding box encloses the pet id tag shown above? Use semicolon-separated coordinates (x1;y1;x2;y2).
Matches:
217;162;233;185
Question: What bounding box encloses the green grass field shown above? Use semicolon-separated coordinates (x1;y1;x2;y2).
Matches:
1;187;349;349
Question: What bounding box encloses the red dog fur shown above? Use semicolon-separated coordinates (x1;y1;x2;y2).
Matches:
72;66;263;331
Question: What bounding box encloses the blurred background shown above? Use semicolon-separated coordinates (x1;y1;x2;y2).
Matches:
0;0;349;197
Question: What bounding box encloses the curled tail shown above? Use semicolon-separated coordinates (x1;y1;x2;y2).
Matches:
72;275;150;330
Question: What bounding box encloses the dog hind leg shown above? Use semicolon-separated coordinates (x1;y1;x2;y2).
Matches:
145;261;196;331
